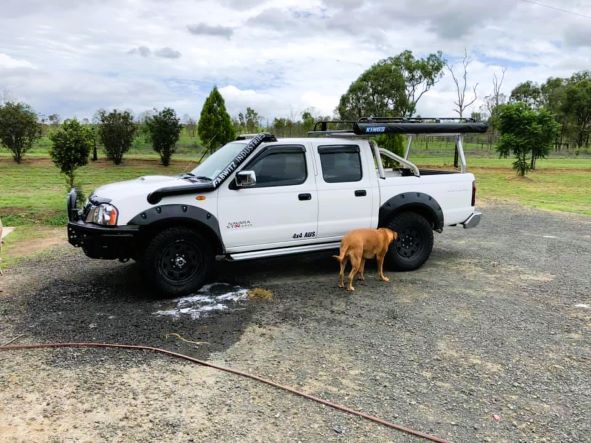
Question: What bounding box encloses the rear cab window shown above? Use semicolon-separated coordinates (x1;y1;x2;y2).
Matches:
318;145;362;183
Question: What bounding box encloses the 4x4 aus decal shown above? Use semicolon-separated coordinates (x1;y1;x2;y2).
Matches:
292;231;316;239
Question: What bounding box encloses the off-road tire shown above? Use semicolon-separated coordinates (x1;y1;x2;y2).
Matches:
385;211;434;271
142;227;213;297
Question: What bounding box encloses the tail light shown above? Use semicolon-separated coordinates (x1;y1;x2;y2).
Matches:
471;180;476;207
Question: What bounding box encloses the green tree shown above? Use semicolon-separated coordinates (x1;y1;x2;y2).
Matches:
272;117;288;137
0;102;41;163
561;72;591;150
146;107;182;166
337;50;443;158
375;134;405;157
49;119;94;191
381;50;446;117
98;109;136;165
198;87;235;154
510;81;543;109
237;107;261;133
338;50;445;119
496;103;559;176
301;110;315;133
338;62;407;119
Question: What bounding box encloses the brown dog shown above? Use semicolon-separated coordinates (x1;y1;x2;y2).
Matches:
333;228;398;291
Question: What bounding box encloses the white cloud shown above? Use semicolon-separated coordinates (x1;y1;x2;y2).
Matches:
1;0;590;121
0;53;35;70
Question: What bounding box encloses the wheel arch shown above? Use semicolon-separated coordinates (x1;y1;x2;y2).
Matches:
128;205;225;255
378;192;444;232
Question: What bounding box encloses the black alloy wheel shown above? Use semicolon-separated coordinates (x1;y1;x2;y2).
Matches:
158;238;204;285
385;211;434;271
143;227;212;297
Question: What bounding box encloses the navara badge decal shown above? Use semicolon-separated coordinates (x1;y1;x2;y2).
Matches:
227;220;252;229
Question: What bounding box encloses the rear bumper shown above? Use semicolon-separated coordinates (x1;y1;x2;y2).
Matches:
462;211;482;229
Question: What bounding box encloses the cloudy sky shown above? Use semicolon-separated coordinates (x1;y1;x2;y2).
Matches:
1;0;590;123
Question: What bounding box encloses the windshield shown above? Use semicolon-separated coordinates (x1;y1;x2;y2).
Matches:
191;142;247;179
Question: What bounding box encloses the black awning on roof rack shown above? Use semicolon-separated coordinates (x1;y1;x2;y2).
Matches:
353;121;488;135
312;118;488;135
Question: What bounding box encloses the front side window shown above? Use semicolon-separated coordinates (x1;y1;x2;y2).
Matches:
318;145;362;183
245;147;307;187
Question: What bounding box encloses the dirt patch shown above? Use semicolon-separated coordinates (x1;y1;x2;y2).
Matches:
1;227;66;263
9;228;65;255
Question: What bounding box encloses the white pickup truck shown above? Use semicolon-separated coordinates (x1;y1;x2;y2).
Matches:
67;118;486;296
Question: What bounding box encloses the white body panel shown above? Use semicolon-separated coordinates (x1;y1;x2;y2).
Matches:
89;137;477;259
378;173;475;225
217;152;319;252
312;141;377;240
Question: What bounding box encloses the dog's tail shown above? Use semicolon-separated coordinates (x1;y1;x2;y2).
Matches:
332;245;349;264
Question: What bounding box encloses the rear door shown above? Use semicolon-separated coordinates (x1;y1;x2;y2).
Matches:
217;144;318;252
314;142;375;240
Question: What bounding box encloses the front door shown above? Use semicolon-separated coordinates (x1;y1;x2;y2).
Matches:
314;143;374;240
217;144;318;252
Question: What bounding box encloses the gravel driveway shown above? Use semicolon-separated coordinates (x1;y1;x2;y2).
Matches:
1;202;590;442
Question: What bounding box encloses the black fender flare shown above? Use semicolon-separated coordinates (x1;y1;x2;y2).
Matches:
128;204;225;254
378;192;444;232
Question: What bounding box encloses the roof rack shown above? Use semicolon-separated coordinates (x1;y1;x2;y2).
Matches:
309;117;488;137
236;133;277;141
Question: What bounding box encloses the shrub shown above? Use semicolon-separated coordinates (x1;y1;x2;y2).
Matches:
496;103;560;176
49;119;94;192
146;108;182;166
0;102;41;163
98;109;136;165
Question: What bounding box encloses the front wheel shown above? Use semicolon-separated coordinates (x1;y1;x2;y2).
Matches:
385;212;434;271
142;227;213;297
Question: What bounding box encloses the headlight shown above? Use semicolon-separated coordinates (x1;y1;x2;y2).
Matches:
86;203;119;226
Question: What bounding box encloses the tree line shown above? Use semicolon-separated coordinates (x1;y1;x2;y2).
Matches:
1;49;589;179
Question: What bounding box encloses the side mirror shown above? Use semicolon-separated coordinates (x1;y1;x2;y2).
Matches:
235;170;256;187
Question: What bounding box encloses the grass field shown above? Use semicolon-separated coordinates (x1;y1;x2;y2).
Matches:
0;157;192;226
1;139;590;229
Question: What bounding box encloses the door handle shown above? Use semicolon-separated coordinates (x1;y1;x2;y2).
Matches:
355;190;367;197
298;193;312;201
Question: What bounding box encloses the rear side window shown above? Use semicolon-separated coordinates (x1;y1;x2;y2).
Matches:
318;145;362;183
245;146;307;187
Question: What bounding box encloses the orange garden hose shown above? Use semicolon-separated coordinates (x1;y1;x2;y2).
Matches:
0;342;450;443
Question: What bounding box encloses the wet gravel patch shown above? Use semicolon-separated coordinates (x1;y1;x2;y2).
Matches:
1;257;255;366
1;203;590;442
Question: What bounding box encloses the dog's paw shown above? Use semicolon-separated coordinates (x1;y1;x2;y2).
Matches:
381;276;390;282
346;287;355;292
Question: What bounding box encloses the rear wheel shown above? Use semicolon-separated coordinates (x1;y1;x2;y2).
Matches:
385;211;434;271
142;227;213;297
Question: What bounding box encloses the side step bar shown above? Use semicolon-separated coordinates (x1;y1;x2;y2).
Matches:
226;242;341;261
